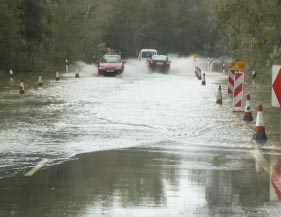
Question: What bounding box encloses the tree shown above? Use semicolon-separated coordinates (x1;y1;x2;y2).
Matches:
210;0;281;72
19;0;50;71
0;1;24;71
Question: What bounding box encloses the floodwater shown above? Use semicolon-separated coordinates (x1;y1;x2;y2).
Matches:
0;56;281;216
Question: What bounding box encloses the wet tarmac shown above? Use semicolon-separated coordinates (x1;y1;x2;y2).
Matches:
1;147;281;217
0;57;281;216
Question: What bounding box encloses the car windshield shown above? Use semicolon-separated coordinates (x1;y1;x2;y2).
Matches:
142;51;157;58
152;55;168;61
101;56;121;63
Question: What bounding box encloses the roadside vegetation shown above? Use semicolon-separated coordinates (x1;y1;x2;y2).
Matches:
0;0;280;73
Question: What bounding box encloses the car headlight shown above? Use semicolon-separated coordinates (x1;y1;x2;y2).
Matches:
99;66;105;70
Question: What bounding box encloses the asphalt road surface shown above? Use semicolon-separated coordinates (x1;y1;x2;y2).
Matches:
0;57;281;216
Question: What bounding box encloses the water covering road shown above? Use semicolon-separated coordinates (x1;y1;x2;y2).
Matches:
0;56;281;216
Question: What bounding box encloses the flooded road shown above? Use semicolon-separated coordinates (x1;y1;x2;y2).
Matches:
0;57;281;216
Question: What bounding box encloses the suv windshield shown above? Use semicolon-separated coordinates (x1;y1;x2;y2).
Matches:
101;56;121;63
142;51;157;58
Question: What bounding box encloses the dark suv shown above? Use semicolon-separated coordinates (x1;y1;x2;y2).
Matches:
148;55;171;72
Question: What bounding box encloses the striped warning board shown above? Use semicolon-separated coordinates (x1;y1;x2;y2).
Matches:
233;71;244;110
272;65;281;107
228;69;235;94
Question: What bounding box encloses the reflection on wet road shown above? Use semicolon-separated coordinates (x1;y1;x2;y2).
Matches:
0;57;281;216
1;148;281;217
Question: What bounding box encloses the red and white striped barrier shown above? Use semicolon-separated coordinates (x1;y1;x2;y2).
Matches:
228;69;235;94
253;105;267;142
233;71;244;111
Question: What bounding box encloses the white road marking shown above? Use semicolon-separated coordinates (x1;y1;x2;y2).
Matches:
24;158;49;177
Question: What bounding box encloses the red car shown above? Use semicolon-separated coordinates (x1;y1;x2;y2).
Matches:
97;55;125;76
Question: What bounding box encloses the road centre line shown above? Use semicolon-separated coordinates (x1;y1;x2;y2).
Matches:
24;158;49;177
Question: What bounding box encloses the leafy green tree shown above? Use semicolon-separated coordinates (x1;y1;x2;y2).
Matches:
19;0;49;71
0;1;23;72
210;0;281;72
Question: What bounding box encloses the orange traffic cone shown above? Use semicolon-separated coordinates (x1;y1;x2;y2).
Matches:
19;80;25;95
253;105;267;142
243;95;253;121
216;85;222;104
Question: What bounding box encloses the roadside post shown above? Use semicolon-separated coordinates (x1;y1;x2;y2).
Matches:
202;73;206;85
9;69;14;82
38;74;43;87
65;59;69;73
56;71;60;81
271;65;281;141
9;69;13;78
92;56;96;67
75;69;79;78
